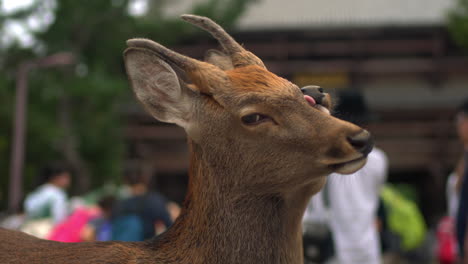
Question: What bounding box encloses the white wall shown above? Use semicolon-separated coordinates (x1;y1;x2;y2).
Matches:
238;0;455;30
161;0;455;30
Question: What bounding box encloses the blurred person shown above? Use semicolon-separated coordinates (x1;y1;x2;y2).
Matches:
435;100;468;264
23;163;71;224
327;149;388;264
440;156;464;264
447;159;464;219
47;205;100;242
112;169;173;241
455;98;468;262
303;90;388;264
81;195;116;242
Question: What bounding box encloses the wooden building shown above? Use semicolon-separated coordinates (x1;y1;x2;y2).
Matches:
125;0;468;223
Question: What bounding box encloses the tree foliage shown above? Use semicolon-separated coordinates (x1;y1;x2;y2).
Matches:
0;0;254;210
448;0;468;50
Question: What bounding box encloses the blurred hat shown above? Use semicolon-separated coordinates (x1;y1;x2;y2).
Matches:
333;90;374;126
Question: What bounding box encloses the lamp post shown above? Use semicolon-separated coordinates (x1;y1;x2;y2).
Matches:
8;52;75;213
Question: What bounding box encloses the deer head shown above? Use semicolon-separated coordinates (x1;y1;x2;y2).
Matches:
124;15;372;196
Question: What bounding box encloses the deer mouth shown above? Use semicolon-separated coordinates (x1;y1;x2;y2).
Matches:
329;156;367;174
314;104;330;115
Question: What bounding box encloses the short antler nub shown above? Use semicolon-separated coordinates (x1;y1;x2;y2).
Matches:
180;14;265;69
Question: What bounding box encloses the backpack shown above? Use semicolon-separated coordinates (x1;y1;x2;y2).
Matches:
111;214;144;241
436;216;458;264
302;182;334;262
380;184;427;251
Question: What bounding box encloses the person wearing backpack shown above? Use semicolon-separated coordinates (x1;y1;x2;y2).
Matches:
112;169;173;241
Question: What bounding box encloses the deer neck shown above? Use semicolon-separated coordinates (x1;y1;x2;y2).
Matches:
151;140;326;264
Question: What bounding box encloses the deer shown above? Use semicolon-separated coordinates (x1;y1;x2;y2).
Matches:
0;14;373;264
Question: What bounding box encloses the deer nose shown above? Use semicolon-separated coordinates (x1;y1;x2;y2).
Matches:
301;85;325;105
347;130;373;156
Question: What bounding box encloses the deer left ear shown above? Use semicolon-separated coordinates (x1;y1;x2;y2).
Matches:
124;47;195;128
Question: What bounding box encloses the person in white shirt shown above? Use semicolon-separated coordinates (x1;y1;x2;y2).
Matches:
303;91;388;264
24;163;72;224
447;160;463;219
328;147;388;264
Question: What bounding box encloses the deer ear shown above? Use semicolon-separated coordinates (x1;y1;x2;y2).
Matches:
204;49;234;70
124;48;194;128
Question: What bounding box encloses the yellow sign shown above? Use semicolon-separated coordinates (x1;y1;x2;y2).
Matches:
293;72;349;89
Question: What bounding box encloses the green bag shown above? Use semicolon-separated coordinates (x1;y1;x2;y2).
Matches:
380;184;427;251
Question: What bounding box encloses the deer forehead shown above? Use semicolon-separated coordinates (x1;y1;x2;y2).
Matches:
227;65;298;96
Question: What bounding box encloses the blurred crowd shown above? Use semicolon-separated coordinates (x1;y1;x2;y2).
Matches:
1;92;467;264
0;166;180;243
302;93;468;264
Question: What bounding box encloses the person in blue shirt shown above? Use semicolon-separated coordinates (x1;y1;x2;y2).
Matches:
113;169;173;240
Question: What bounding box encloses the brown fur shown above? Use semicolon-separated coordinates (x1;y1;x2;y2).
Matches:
0;15;371;264
228;65;294;93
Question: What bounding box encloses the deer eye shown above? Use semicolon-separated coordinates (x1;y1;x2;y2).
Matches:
241;113;271;125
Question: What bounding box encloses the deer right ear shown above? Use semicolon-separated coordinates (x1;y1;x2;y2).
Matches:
124;48;194;128
204;50;234;70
